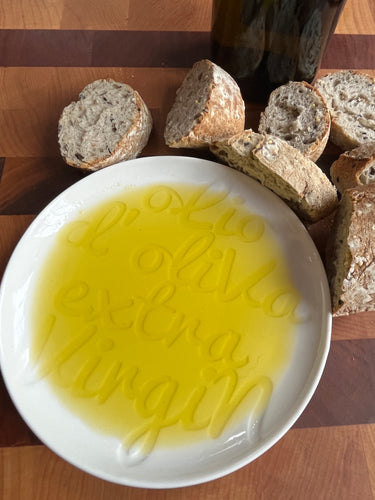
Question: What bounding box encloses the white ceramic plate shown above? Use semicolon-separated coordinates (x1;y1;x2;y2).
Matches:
0;156;331;488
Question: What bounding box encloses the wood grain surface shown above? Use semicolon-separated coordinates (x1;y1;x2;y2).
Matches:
1;0;375;498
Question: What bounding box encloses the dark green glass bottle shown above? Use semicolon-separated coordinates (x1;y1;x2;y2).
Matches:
211;0;347;102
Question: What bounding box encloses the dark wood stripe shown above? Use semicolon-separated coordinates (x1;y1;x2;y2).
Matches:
0;30;210;67
0;30;373;68
0;374;40;446
294;338;375;429
0;150;217;216
0;157;83;216
0;158;5;182
321;34;375;69
0;215;36;283
1;338;374;447
92;31;210;68
0;30;94;67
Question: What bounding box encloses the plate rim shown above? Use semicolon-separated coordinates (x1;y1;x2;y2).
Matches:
0;155;332;488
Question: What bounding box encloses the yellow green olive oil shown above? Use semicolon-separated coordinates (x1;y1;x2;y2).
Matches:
31;182;300;456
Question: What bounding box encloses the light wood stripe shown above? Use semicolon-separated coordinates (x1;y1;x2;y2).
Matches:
0;0;211;32
335;0;375;35
1;425;374;499
1;0;373;36
332;314;375;341
0;67;187;158
0;67;374;160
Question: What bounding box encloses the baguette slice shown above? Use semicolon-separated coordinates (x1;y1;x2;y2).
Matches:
210;129;338;223
164;59;245;148
258;81;330;162
330;142;375;194
326;185;375;316
58;79;152;171
315;70;375;150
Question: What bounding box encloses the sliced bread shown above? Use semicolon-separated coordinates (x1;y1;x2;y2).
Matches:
330;142;375;194
315;70;375;150
210;129;338;223
58;79;153;171
325;184;375;316
164;59;245;148
258;81;330;162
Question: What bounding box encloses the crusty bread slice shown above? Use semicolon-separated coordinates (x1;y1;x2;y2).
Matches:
164;59;245;148
325;184;375;316
210;129;338;223
258;81;330;162
315;70;375;150
58;79;152;171
330;142;375;194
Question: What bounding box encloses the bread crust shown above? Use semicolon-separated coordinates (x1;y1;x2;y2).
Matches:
211;130;338;223
315;70;375;151
58;79;153;172
326;184;375;316
165;59;245;148
307;84;331;162
329;122;359;152
253;134;337;221
258;81;331;162
82;90;152;172
330;142;375;194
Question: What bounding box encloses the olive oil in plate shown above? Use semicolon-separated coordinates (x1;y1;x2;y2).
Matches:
30;182;300;457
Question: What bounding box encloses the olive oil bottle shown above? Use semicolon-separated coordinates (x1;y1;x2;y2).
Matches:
211;0;347;102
